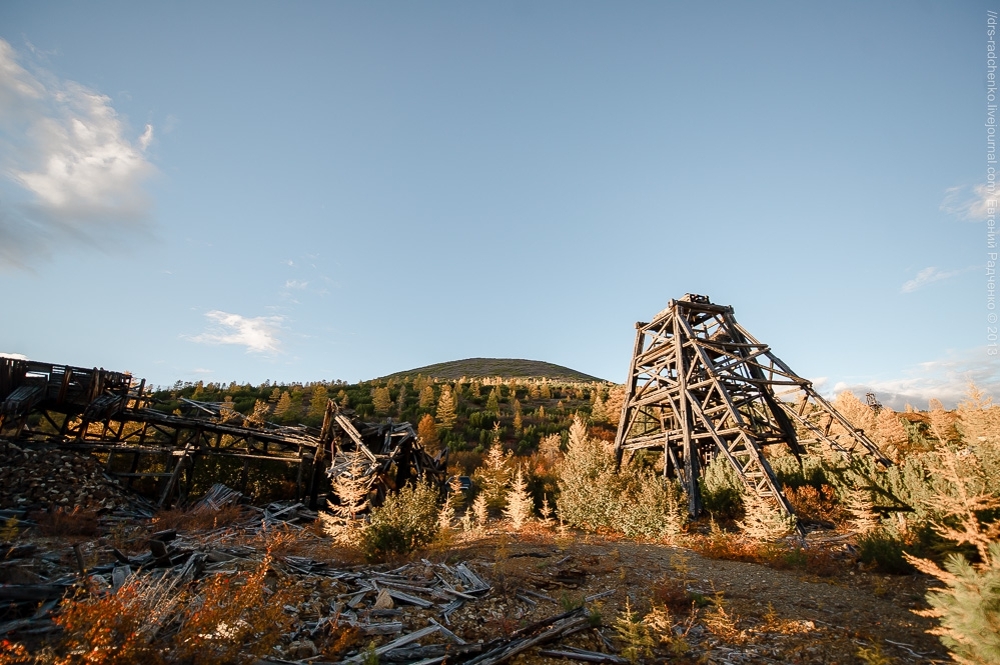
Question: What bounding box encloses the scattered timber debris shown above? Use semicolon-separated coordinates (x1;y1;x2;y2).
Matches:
0;486;632;664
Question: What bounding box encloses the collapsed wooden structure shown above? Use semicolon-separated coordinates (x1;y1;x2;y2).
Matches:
323;406;448;506
0;358;444;510
612;295;891;522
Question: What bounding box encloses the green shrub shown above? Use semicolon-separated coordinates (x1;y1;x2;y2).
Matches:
911;543;1000;665
556;417;622;530
362;481;439;560
857;530;913;574
556;417;687;539
617;471;687;541
944;549;1000;661
699;456;743;519
769;452;828;491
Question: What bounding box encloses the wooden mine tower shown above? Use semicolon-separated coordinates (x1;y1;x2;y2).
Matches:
612;294;891;521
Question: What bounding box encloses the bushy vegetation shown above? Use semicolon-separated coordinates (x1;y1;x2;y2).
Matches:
53;556;299;665
361;481;441;560
557;417;687;540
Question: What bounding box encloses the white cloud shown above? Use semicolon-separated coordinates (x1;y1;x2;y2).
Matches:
188;311;284;354
829;349;1000;410
0;38;155;268
0;352;28;360
901;266;961;293
940;184;996;221
284;279;308;289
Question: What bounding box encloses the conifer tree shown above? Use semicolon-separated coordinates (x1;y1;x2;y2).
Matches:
485;388;500;415
537;405;546;420
539;433;562;462
418;413;439;452
477;431;512;509
604;385;626;428
336;389;349;407
529;382;541;399
323;452;370;544
372;386;392;415
832;390;877;441
736;491;795;542
874;407;908;457
245;400;271;428
438;476;464;533
591;394;607;423
308;385;328;420
956;383;1000;446
268;387;282;403
471;494;488;531
218;395;237;422
436;386;457;430
504;467;534;530
419;384;436;409
273;391;293;420
512;398;523;435
845;486;879;535
395;384;407;415
540;383;551;399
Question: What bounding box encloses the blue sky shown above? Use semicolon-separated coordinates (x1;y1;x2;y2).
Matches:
0;1;996;407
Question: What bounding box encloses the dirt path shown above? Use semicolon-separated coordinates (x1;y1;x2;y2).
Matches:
445;533;949;664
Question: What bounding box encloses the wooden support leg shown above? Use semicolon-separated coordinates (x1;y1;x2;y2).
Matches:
239;458;250;495
308;454;325;510
295;448;305;503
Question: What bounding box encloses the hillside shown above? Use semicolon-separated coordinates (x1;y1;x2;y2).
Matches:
381;357;608;382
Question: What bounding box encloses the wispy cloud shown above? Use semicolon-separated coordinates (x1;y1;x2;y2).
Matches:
830;349;1000;409
940;184;996;221
188;311;284;354
901;266;961;293
0;38;155;269
284;279;308;290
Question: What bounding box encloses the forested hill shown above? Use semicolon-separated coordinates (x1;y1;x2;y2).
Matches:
381;358;607;382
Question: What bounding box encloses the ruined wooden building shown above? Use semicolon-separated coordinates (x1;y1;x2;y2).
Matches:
0;358;444;510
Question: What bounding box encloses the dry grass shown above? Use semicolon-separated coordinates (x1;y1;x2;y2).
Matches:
150;504;252;532
689;532;844;577
650;575;693;613
34;507;99;538
784;484;843;524
53;555;304;665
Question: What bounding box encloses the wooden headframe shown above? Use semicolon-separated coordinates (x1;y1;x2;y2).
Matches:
612;294;891;521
